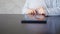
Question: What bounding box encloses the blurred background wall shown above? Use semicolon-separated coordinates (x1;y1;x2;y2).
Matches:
0;0;25;14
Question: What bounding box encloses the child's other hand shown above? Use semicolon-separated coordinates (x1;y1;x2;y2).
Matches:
36;7;46;16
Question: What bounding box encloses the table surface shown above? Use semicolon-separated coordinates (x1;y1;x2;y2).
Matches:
0;14;60;34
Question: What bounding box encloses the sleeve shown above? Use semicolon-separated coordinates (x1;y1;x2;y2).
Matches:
46;7;60;16
22;0;29;14
46;0;60;16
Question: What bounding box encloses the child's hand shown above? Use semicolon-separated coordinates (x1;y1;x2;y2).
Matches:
36;7;46;16
25;9;36;18
34;7;46;21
